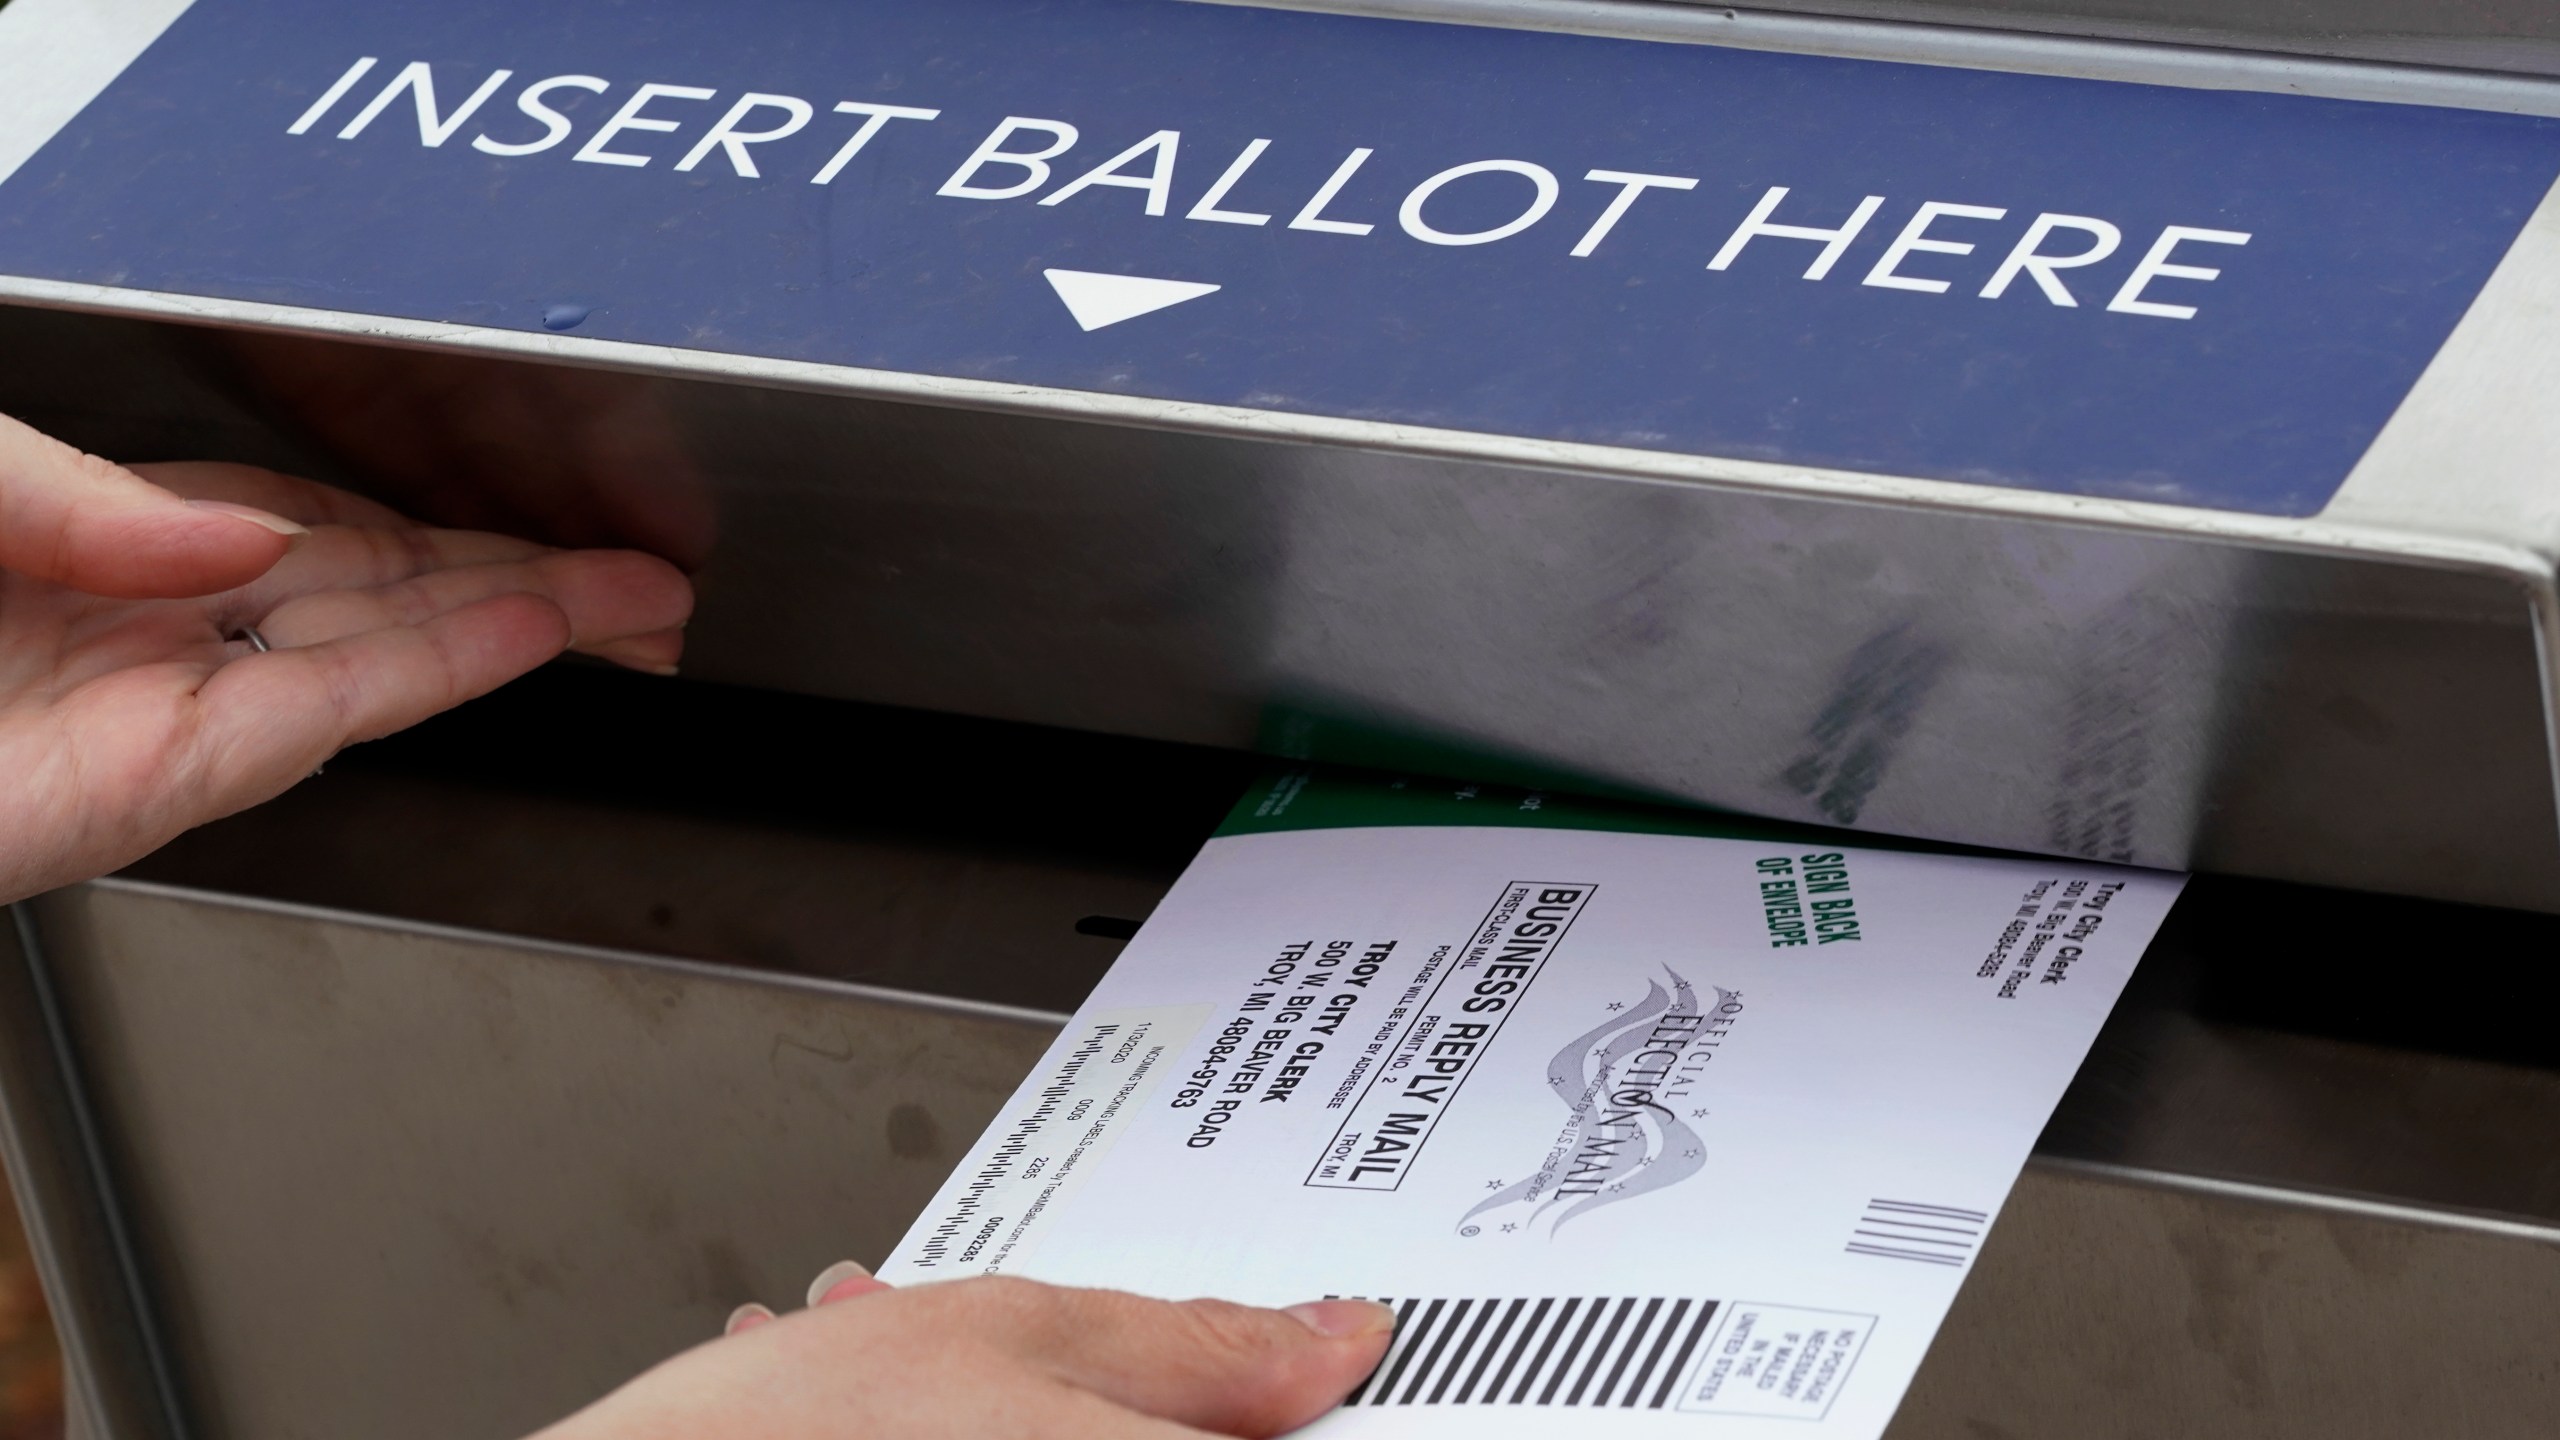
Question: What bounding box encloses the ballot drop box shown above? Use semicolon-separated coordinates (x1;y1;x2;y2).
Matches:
0;0;2557;1435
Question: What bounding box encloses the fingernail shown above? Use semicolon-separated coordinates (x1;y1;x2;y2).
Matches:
591;636;681;677
805;1260;875;1308
724;1302;775;1336
1283;1299;1396;1339
185;499;310;537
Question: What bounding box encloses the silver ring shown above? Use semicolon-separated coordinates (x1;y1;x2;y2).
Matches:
236;627;272;653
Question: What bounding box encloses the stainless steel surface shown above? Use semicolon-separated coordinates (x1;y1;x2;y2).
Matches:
1888;1168;2560;1440
0;912;185;1440
2;4;2553;1433
118;666;1256;1008
7;306;2558;914
8;0;2560;913
1275;2;2560;101
124;767;1161;1013
20;882;1062;1440
117;677;2560;1231
0;680;2549;1437
1706;0;2560;78
13;864;2559;1440
2049;928;2560;1231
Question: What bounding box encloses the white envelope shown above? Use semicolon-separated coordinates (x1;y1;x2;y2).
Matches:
884;770;2186;1438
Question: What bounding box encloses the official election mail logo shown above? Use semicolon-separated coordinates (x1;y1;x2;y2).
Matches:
1309;883;1597;1192
1459;968;1743;1237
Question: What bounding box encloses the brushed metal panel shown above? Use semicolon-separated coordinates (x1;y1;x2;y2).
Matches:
1887;1168;2560;1440
25;884;1061;1440
114;702;2560;1230
4;305;2553;910
1710;0;2560;78
15;879;2560;1439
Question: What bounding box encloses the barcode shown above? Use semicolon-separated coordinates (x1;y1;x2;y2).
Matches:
1339;1296;1721;1408
1844;1198;1988;1266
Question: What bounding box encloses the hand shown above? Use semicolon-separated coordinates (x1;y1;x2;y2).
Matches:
0;412;693;903
538;1271;1394;1440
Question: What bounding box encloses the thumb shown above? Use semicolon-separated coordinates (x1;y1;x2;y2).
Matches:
0;412;306;597
950;1280;1394;1437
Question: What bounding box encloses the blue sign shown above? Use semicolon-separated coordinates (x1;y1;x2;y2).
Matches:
3;0;2555;516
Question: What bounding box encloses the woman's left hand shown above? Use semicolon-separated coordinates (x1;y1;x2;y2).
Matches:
0;412;694;903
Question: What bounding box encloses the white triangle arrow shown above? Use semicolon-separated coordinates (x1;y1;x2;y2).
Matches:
1043;268;1221;331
